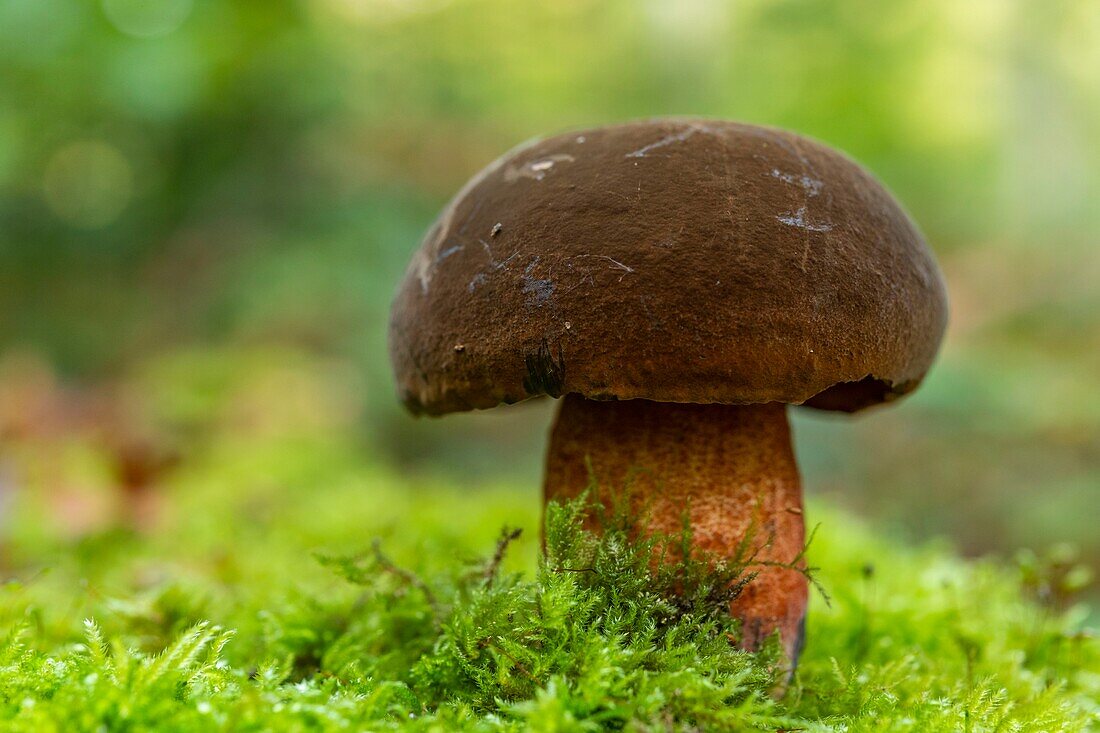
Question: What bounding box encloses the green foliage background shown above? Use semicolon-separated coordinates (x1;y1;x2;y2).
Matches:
0;0;1099;728
2;0;1098;562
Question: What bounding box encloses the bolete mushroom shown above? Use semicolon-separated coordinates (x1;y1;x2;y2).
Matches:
389;119;947;668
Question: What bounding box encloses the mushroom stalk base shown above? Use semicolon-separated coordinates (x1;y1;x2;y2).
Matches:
544;395;808;666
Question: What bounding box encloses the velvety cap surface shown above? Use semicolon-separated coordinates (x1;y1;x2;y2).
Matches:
389;119;948;415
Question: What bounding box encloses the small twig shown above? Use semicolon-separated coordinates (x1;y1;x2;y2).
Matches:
482;636;536;681
483;527;523;588
371;538;439;611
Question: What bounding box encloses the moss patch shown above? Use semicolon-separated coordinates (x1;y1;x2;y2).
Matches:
1;471;1097;731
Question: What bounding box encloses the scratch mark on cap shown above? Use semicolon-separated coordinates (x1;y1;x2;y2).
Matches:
467;272;488;292
571;254;635;282
626;123;716;158
504;154;576;182
777;206;832;232
771;169;823;196
521;257;555;306
467;239;520;292
436;244;464;263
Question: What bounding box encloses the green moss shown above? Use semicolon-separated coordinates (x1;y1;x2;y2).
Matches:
1;473;1097;731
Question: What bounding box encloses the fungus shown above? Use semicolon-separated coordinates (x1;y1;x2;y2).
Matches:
388;119;948;669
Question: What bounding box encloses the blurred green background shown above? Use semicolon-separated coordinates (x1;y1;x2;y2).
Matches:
0;0;1097;581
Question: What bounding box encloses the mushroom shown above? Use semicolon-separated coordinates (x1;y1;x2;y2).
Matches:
388;119;947;668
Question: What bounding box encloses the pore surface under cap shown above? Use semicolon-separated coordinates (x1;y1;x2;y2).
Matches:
389;119;948;415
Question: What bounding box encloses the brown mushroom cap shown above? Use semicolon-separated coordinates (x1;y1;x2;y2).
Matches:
389;119;948;415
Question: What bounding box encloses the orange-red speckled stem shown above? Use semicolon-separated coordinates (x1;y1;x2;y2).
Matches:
544;394;808;667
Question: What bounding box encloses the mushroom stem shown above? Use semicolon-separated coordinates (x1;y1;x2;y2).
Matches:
544;394;808;666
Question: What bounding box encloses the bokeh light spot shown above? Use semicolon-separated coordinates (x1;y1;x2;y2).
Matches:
0;0;82;62
101;0;192;38
316;0;451;23
108;39;205;120
43;141;134;230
